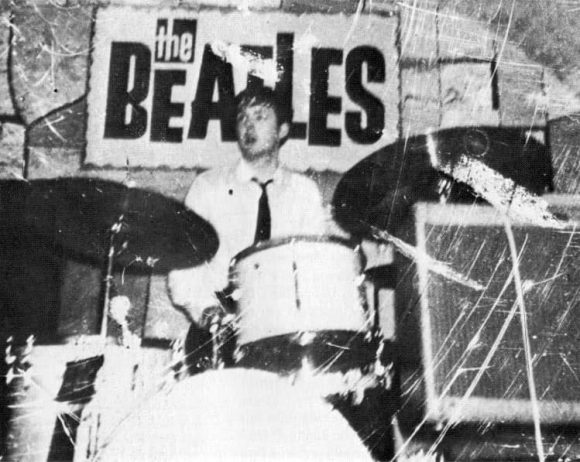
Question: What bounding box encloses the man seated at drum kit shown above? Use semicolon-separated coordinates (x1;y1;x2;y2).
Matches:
168;86;327;328
167;86;395;460
168;85;328;371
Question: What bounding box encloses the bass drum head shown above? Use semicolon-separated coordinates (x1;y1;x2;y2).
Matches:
96;368;372;461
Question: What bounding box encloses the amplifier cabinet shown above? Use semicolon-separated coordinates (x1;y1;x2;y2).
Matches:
396;196;580;425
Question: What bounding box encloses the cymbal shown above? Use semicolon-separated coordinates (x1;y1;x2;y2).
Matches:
333;134;440;235
434;126;553;193
333;126;553;236
0;178;218;273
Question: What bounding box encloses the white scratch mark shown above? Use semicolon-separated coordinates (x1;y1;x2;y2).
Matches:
43;116;67;142
436;244;524;400
504;217;545;462
210;40;281;84
434;299;520;443
445;155;562;228
427;129;563;228
40;44;91;58
559;353;580;386
343;0;364;47
493;0;517;67
426;127;438;167
294;26;320;56
369;226;485;291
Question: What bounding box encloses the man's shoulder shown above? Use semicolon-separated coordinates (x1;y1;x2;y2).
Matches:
281;168;320;192
190;164;236;188
184;164;237;210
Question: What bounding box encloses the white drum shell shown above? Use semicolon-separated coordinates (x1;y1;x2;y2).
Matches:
4;339;173;462
231;238;370;345
74;344;174;461
5;344;86;462
96;368;372;462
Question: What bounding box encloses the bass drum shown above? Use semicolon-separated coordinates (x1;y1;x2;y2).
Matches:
95;368;373;461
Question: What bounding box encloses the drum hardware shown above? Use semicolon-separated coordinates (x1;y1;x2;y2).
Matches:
101;220;124;341
209;319;222;370
108;295;142;350
182;305;237;375
286;349;393;407
207;311;234;370
364;264;397;290
229;325;394;406
167;337;189;382
183;322;214;375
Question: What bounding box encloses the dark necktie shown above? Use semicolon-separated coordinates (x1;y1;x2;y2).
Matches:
253;179;273;243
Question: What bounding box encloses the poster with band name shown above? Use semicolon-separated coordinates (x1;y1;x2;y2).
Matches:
87;7;399;172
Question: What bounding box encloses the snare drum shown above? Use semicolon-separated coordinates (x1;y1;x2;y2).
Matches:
229;236;376;382
229;236;371;346
94;368;373;461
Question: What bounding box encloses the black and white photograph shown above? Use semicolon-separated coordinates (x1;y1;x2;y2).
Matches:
1;0;580;460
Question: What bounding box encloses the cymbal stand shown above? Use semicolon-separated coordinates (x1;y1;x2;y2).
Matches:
84;217;127;460
100;217;124;341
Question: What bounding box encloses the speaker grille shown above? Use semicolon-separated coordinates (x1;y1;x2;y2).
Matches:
398;197;580;424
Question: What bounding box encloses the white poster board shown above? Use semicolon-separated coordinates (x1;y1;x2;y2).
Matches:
87;7;399;172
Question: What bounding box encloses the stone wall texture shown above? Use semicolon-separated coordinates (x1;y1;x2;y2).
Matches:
1;0;574;185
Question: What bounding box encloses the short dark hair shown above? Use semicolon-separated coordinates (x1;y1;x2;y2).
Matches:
235;86;292;126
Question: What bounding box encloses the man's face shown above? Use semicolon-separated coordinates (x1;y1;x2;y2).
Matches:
236;104;288;162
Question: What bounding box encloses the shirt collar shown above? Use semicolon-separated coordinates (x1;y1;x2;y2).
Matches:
234;159;285;184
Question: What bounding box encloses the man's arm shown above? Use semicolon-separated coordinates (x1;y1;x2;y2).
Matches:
167;173;220;323
167;265;220;323
184;172;212;221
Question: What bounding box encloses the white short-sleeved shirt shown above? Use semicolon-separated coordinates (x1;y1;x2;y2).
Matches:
168;160;327;319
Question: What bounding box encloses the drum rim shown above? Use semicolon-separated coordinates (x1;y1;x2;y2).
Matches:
230;234;360;267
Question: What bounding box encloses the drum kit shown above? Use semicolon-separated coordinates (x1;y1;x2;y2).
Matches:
0;178;393;461
0;126;553;461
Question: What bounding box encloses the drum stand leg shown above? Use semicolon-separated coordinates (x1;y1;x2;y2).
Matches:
209;315;225;369
79;220;123;461
99;221;123;341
